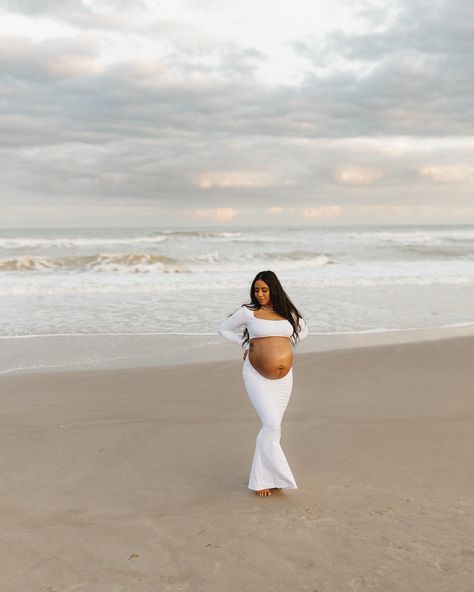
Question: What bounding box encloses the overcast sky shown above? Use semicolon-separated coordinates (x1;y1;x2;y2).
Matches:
0;0;473;227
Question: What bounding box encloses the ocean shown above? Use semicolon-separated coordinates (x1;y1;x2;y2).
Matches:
1;224;474;373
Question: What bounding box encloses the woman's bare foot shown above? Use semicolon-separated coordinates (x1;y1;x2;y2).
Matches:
256;489;272;496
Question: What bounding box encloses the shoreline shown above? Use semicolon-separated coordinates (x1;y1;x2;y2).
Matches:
2;322;474;376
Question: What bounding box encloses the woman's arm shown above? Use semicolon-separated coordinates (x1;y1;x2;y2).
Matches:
298;317;309;341
217;306;249;348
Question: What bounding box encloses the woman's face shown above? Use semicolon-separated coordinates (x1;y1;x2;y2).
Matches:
254;279;271;307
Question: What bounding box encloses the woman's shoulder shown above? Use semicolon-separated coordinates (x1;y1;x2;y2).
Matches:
229;304;254;318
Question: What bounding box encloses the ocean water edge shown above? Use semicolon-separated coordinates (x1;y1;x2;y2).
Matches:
1;224;474;373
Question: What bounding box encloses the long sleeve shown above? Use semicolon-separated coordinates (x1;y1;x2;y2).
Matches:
217;306;249;348
297;317;309;341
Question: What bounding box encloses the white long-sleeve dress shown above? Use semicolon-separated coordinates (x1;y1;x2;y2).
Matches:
218;306;308;491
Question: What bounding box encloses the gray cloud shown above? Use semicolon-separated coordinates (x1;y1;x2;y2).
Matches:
1;0;82;15
292;0;474;137
0;0;473;225
0;0;147;29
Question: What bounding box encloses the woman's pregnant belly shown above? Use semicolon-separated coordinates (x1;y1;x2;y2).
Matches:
248;336;293;379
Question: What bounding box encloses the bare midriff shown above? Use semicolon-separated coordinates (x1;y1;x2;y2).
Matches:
248;336;293;379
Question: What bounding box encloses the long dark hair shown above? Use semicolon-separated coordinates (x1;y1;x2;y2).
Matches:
242;270;304;347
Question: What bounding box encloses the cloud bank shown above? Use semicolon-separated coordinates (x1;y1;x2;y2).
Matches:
0;0;473;226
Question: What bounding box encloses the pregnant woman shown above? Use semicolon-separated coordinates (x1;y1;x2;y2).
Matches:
218;270;308;497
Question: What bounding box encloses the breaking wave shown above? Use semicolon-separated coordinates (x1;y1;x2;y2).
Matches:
162;230;241;239
0;250;336;273
0;253;186;273
0;235;167;250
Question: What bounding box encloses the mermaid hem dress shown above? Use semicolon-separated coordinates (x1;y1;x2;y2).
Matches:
218;306;308;491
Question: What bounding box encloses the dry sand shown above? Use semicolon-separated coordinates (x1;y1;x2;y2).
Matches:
1;336;474;591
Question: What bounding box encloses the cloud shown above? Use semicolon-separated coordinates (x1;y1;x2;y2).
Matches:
0;0;473;226
267;206;342;220
2;0;472;141
0;34;103;79
198;171;272;189
334;166;383;185
191;207;239;221
0;0;147;30
419;165;474;184
302;206;342;219
291;0;473;137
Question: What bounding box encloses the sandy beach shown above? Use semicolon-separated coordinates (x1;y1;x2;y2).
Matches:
1;335;474;591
